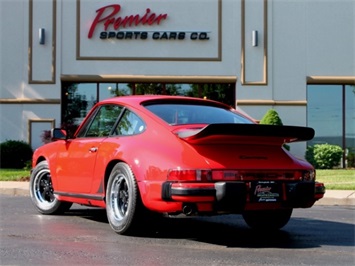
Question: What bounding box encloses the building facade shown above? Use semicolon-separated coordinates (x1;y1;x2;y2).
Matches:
0;0;354;163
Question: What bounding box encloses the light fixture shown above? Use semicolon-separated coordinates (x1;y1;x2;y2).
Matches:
252;30;258;47
39;28;45;45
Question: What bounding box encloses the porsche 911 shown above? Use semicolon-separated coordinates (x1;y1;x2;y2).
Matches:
30;95;325;234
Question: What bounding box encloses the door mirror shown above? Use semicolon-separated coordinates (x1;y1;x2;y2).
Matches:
51;128;67;140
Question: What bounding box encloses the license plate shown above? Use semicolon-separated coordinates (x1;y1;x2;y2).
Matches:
251;181;281;202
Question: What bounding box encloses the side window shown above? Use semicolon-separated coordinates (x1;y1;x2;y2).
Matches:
78;105;123;137
114;110;145;136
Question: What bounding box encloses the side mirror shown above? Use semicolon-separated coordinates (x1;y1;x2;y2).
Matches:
51;128;67;140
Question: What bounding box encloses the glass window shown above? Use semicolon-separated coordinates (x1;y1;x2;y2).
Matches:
183;84;236;106
145;103;253;125
62;83;97;127
134;83;165;95
307;85;342;146
114;110;145;136
76;84;97;118
307;84;355;168
346;85;355;155
78;105;123;138
62;82;235;135
99;83;132;100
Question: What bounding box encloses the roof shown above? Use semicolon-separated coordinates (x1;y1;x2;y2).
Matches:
99;95;228;107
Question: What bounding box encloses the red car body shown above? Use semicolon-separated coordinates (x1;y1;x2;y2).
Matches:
30;95;325;234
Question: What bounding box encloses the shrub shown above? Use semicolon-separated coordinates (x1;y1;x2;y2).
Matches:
259;109;283;126
306;144;343;169
40;130;51;144
260;109;290;150
305;146;316;166
0;140;33;169
346;150;355;168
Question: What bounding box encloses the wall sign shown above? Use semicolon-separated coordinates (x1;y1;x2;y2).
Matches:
88;4;210;41
78;0;221;60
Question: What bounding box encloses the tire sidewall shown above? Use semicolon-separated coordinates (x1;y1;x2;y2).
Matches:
106;162;138;234
30;161;62;214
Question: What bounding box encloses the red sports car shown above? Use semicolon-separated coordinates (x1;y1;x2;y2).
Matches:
30;95;325;234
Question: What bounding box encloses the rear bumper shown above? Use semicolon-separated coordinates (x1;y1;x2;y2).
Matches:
162;181;325;213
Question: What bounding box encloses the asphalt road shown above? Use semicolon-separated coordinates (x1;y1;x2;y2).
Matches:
0;195;354;266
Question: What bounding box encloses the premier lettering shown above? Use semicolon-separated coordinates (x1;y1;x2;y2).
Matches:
254;185;272;195
88;4;168;38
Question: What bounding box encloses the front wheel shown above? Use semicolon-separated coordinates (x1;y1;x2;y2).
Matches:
242;209;293;230
29;161;72;214
106;162;142;235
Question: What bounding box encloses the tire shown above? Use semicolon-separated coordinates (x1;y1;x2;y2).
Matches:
242;209;293;230
30;161;72;214
106;162;142;235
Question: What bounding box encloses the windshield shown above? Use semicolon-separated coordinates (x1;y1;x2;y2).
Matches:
145;103;253;125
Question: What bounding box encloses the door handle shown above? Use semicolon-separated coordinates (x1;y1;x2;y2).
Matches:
89;147;98;153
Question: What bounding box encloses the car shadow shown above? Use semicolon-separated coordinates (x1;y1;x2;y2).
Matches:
145;215;355;249
65;206;355;249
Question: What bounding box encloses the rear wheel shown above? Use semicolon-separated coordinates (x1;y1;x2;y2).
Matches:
30;161;72;214
242;209;293;230
106;162;142;235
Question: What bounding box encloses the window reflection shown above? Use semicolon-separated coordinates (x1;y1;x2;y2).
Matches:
62;82;235;135
307;85;342;146
114;110;145;136
99;83;132;100
62;83;97;134
83;105;123;137
307;84;355;167
346;85;355;152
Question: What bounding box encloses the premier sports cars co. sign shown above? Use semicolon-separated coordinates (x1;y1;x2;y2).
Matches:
78;0;220;60
88;4;210;41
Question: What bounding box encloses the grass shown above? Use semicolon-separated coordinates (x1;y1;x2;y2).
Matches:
316;169;355;190
0;168;354;190
0;169;30;181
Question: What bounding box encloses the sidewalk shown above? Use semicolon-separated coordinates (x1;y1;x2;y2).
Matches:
0;181;354;206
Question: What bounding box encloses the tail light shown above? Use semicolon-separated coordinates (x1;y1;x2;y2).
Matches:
167;169;212;181
211;170;240;180
301;170;315;181
167;169;315;181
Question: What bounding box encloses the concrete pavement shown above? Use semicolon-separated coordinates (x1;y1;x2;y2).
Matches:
0;181;354;206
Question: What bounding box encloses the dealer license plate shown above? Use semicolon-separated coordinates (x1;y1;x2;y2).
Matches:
251;181;281;202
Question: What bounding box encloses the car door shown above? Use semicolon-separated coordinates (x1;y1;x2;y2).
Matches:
56;104;123;194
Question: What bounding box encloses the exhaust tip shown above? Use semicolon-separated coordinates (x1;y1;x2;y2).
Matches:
182;203;197;216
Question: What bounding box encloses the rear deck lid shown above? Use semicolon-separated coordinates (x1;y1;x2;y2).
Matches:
174;124;314;169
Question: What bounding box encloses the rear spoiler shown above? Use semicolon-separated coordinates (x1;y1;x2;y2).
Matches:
176;124;315;144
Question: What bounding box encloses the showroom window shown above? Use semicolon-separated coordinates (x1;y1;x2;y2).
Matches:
307;84;355;168
61;82;235;135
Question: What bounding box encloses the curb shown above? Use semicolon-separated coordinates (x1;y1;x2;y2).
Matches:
0;182;30;196
0;188;29;196
315;190;355;206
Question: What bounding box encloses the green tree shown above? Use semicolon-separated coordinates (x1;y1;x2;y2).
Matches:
260;109;290;150
259;109;283;125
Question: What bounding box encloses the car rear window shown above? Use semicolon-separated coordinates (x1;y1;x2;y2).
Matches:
144;103;253;125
